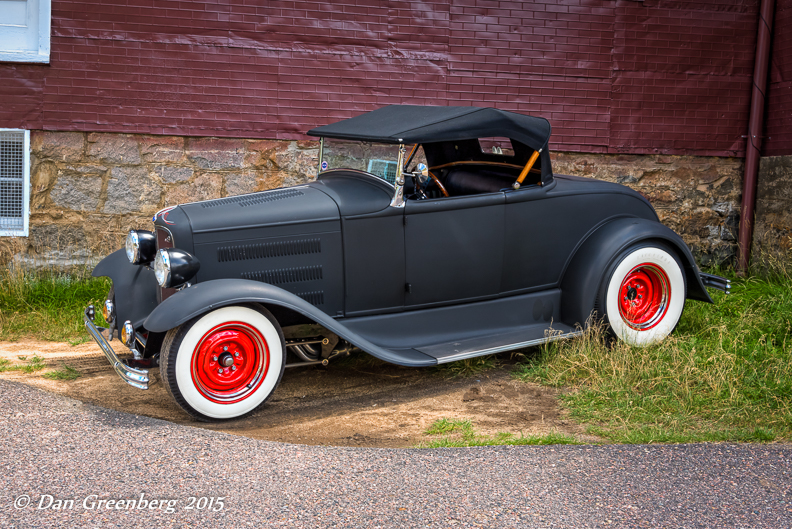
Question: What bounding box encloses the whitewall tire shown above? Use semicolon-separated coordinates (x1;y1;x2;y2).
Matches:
598;244;686;346
160;305;285;421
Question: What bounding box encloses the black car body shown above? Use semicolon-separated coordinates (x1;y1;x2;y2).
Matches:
85;105;729;421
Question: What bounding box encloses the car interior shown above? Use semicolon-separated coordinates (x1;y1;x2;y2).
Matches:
404;137;543;199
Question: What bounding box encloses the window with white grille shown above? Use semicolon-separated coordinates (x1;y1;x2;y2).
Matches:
0;129;30;237
0;0;51;63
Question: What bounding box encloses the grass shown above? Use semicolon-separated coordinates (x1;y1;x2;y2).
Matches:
418;417;581;448
42;364;82;381
0;355;46;373
514;265;792;444
433;355;499;378
0;266;110;342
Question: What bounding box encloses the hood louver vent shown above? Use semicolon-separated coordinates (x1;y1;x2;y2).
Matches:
242;265;323;285
296;291;324;306
201;189;305;208
218;238;321;263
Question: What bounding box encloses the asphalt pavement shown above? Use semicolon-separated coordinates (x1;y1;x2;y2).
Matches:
0;378;789;528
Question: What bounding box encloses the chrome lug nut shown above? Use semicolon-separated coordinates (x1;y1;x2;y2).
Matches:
218;368;223;374
212;356;218;362
231;366;236;372
223;346;228;351
234;352;239;357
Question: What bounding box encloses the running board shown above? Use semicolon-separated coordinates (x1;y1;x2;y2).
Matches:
416;323;582;363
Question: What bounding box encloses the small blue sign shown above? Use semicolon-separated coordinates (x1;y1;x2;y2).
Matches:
321;161;328;171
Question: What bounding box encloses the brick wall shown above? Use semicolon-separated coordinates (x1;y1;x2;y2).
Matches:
1;0;780;157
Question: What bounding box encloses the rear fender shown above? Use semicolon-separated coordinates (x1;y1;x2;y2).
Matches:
559;217;712;328
142;279;436;367
92;249;159;329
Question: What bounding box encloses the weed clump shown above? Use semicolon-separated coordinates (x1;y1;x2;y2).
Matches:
419;417;580;448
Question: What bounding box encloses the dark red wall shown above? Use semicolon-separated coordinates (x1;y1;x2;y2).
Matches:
0;0;786;156
765;0;792;156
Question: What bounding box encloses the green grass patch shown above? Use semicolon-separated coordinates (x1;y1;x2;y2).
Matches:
42;364;82;381
433;355;499;378
0;355;47;373
418;417;581;448
515;268;792;444
0;267;110;342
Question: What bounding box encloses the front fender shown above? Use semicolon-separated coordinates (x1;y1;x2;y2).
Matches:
92;249;159;329
143;279;436;367
559;217;712;328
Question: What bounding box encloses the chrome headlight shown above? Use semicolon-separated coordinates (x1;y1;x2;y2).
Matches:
125;230;156;265
154;249;200;288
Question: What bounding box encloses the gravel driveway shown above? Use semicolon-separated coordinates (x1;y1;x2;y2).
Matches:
0;378;789;528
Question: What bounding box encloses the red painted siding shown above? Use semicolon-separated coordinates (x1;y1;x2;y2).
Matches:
765;0;792;156
1;0;786;156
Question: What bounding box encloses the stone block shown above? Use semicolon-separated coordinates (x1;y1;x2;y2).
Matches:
31;131;85;163
224;170;259;196
104;167;162;214
50;173;103;212
139;135;185;163
155;165;194;183
87;133;141;164
165;173;223;206
28;224;88;254
186;138;245;169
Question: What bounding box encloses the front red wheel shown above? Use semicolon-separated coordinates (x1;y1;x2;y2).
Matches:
161;306;285;421
191;322;270;404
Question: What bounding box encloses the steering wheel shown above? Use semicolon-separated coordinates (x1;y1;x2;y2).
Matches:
428;170;449;197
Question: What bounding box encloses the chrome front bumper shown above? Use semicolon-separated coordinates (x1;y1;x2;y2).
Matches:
83;307;149;390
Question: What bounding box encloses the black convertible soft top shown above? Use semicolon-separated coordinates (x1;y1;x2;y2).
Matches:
307;105;551;152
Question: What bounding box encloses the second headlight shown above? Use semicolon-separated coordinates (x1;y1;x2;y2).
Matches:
154;248;200;288
125;230;156;265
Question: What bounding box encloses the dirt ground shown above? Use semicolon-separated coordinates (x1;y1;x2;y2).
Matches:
0;340;595;448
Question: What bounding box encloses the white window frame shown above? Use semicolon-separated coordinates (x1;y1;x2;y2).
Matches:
0;0;51;63
0;129;30;237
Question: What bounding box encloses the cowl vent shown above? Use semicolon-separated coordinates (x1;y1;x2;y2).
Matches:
201;189;305;208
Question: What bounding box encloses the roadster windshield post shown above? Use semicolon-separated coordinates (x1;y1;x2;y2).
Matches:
317;137;324;174
389;144;407;208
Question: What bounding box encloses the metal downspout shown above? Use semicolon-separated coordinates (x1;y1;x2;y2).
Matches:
738;0;776;273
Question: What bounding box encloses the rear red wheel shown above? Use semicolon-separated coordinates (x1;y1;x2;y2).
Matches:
161;305;285;421
617;263;671;331
598;244;686;346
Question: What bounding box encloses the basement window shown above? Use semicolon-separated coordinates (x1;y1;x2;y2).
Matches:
0;0;51;63
0;129;30;237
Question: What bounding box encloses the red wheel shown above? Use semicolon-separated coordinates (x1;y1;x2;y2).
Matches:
160;305;285;421
598;244;686;346
617;263;671;331
191;322;270;404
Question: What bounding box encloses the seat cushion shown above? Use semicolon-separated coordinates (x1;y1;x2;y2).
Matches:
444;168;516;196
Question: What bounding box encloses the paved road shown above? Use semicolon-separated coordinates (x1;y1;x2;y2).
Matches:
0;379;789;528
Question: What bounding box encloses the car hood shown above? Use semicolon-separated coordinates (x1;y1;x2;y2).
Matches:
178;185;340;234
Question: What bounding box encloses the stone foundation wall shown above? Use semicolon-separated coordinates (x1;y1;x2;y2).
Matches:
753;156;792;261
0;131;753;269
1;132;319;268
551;153;743;267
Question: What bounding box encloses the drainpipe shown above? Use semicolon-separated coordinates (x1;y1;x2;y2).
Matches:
737;0;775;274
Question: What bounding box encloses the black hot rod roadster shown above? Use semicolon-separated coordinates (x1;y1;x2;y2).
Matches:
84;105;729;421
